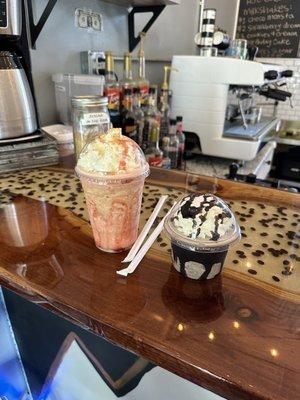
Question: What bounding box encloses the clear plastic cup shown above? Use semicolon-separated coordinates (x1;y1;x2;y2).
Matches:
76;129;149;253
164;194;240;281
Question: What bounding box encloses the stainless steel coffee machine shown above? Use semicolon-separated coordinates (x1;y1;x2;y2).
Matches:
0;0;37;140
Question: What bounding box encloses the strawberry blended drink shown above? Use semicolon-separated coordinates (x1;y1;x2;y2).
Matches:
76;128;149;253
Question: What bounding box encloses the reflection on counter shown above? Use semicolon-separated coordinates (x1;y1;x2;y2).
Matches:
1;287;224;400
0;200;49;248
0;169;299;292
0;169;299;400
0;288;30;400
0;197;64;289
162;274;225;323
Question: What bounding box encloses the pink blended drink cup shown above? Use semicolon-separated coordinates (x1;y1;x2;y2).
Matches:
76;128;149;253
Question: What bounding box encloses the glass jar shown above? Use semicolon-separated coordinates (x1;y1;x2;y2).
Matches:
200;47;218;57
231;39;248;60
71;96;110;159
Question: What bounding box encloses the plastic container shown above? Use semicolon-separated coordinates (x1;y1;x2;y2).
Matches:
52;74;105;126
76;128;149;253
43;124;74;157
164;194;240;281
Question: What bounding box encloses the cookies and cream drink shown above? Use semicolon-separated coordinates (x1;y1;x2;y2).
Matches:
165;194;240;280
76;128;149;253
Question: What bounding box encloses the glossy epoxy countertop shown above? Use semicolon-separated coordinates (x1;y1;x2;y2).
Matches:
0;165;299;400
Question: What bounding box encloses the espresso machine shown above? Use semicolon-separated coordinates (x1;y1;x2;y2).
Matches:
0;0;38;140
169;56;293;161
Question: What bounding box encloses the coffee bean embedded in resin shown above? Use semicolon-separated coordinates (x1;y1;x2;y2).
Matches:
277;207;287;216
282;269;292;276
252;250;264;257
248;269;257;275
268;248;282;257
287;231;299;240
236;250;245;255
279;249;288;255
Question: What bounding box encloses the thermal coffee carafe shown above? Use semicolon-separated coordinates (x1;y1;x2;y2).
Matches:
0;51;37;139
0;0;38;139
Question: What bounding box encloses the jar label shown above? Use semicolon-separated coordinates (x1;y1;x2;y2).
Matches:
81;112;110;126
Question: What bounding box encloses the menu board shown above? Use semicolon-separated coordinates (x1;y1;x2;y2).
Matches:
236;0;300;58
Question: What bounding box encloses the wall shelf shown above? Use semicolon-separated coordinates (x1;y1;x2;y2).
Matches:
27;0;58;48
103;0;180;51
27;0;180;51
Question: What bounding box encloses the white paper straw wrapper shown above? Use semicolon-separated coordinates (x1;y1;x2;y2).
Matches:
122;195;168;263
117;202;177;277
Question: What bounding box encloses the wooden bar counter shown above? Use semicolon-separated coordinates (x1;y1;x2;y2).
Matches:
0;161;299;400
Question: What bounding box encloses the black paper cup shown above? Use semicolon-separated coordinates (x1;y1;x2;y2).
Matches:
171;241;228;281
164;194;240;281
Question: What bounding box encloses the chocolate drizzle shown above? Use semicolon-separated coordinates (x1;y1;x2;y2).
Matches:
211;210;230;241
180;194;215;219
175;194;232;241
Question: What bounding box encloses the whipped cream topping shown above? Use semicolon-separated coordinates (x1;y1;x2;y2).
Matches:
77;128;147;175
172;194;234;241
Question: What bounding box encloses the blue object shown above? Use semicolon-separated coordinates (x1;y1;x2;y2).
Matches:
0;287;32;400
